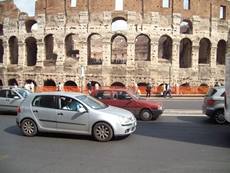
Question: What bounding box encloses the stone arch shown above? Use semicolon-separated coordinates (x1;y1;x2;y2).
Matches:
25;37;37;66
65;33;79;58
9;36;18;64
90;81;101;87
25;19;37;33
135;34;150;61
0;39;3;63
87;33;103;65
44;34;57;65
64;80;78;86
8;78;18;86
25;79;37;86
199;38;211;64
180;19;193;34
179;38;192;68
158;35;172;61
216;39;226;65
44;79;56;86
0;24;3;35
111;34;127;64
112;17;128;32
111;82;125;88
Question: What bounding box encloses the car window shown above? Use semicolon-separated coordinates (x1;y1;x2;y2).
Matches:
16;89;30;98
7;90;19;98
96;91;112;99
207;88;217;96
0;90;7;98
32;95;58;109
117;91;131;100
59;96;83;112
76;95;107;109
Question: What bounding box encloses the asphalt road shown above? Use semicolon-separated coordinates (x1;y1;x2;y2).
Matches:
1;112;230;173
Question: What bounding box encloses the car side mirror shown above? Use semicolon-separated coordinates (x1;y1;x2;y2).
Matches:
79;107;87;113
13;96;20;99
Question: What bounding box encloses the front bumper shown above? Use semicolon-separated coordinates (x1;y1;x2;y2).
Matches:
115;121;137;136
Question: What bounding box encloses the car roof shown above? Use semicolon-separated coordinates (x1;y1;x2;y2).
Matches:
30;92;85;97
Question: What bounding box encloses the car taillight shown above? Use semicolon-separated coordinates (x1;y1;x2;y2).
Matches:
16;106;21;113
207;99;215;106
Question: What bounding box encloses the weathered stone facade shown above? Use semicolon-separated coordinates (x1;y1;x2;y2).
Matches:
0;0;229;88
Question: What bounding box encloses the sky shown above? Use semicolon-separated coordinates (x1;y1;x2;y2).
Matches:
0;0;35;16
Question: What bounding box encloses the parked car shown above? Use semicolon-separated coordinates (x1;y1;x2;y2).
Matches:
0;87;31;113
91;88;163;121
202;86;226;124
16;92;136;142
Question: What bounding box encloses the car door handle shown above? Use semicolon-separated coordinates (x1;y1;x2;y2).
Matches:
33;110;38;113
57;112;63;116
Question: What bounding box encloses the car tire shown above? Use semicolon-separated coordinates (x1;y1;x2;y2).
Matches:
21;119;38;137
93;122;113;142
214;109;226;124
139;109;153;121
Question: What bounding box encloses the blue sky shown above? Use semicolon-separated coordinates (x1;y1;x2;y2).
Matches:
14;0;35;16
0;0;35;16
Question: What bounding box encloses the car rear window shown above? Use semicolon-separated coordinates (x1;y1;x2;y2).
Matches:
207;88;217;96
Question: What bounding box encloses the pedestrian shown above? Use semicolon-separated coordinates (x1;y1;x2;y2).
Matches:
87;81;92;95
164;83;172;98
146;81;153;97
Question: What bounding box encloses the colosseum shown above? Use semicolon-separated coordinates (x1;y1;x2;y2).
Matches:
0;0;229;91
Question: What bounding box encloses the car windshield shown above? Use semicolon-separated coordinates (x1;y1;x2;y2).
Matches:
76;95;108;109
16;89;31;98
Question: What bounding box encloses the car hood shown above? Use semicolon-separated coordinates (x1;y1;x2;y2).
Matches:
98;105;135;119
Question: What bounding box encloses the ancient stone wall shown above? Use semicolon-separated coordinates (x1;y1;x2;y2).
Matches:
0;0;229;88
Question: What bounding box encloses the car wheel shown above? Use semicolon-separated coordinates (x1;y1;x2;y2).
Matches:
21;119;38;137
214;110;226;124
139;109;153;121
93;122;113;142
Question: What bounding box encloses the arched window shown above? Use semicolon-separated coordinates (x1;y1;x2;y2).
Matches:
216;40;226;65
65;33;79;58
158;35;172;61
0;39;3;63
44;79;56;86
25;37;37;66
199;38;211;64
179;38;192;68
111;82;125;88
8;78;18;86
111;34;127;64
25;20;37;33
44;34;57;64
180;19;193;34
112;17;128;32
135;34;150;61
88;34;103;65
9;36;18;65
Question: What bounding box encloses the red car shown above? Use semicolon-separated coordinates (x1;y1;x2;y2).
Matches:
91;88;163;121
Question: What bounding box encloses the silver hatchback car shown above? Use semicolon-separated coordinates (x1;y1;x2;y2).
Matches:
16;92;136;142
0;87;31;112
202;86;226;124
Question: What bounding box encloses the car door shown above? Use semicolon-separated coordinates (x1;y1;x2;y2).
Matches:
56;96;89;133
113;91;139;114
32;95;58;129
0;90;8;111
6;90;23;111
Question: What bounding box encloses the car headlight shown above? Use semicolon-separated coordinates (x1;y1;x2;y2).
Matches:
120;116;135;126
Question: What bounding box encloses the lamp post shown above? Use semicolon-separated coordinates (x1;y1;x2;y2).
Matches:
80;65;85;93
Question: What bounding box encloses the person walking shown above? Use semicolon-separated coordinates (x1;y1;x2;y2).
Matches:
146;82;153;97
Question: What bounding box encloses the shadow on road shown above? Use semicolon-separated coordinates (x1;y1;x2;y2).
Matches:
135;116;230;148
4;125;128;142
